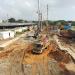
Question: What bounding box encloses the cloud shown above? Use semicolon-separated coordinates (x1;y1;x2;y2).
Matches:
0;0;75;20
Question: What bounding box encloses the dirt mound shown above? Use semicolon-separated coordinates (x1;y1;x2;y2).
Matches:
49;50;72;64
0;50;13;59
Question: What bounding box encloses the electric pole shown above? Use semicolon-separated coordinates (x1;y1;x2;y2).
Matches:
34;0;40;38
47;4;48;21
40;12;42;31
38;0;40;30
37;0;42;34
46;4;49;35
47;4;48;26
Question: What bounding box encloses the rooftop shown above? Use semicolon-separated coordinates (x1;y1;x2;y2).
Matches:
0;23;36;27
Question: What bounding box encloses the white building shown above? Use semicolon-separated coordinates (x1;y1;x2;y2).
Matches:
14;27;28;33
0;20;2;23
0;31;15;40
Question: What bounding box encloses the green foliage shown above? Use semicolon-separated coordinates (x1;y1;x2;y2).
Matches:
8;18;16;23
55;20;66;25
42;20;66;26
47;20;67;25
8;18;28;23
48;21;56;25
72;21;75;26
16;19;24;23
24;20;28;23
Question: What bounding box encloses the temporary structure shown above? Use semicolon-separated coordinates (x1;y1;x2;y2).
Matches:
0;31;15;40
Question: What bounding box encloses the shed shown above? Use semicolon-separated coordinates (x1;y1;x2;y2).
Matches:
0;31;15;40
14;27;28;33
15;28;23;33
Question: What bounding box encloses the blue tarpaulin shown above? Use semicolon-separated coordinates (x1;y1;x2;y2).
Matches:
64;25;71;30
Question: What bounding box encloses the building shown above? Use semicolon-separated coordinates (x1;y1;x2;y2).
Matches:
0;20;3;23
0;23;35;29
14;27;28;33
0;31;15;40
0;23;36;40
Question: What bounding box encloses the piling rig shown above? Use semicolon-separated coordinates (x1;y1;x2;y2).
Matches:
32;0;50;54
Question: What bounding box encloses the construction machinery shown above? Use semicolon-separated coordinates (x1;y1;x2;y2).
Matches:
32;34;50;54
32;19;50;54
59;23;75;38
32;0;50;54
32;40;43;54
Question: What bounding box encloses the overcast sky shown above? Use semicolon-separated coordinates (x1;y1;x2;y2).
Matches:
0;0;75;21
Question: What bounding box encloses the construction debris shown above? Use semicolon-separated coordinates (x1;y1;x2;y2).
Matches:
49;50;72;64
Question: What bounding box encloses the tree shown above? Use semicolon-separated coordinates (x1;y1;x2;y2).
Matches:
17;19;24;23
8;18;16;23
24;20;28;23
55;20;66;25
72;21;75;26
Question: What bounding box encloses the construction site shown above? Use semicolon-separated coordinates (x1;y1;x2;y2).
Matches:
0;22;75;75
0;0;75;75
